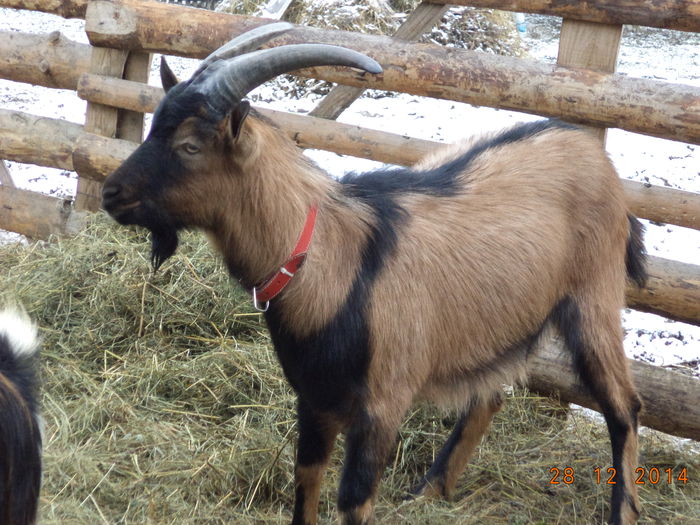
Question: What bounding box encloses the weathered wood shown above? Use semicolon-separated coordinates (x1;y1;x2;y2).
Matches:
426;0;700;33
75;46;129;212
627;257;700;326
557;20;622;142
72;132;138;181
528;340;700;441
0;185;86;239
0;30;91;90
622;180;700;231
309;2;449;120
0;0;88;19
0;108;83;171
84;1;700;144
75;73;700;233
116;51;151;143
0;161;14;187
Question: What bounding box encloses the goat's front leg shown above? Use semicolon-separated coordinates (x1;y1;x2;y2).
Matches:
292;398;340;525
337;411;400;525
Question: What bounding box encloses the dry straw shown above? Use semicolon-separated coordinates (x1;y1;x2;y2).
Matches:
0;214;697;523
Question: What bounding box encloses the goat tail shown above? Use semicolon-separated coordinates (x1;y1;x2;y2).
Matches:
0;307;43;525
625;214;648;289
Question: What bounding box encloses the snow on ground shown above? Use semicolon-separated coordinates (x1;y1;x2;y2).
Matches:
0;8;698;372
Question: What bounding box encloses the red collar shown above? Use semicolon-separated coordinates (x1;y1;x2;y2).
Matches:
252;204;318;311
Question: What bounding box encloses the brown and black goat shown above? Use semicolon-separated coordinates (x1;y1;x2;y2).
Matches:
0;308;43;525
102;23;647;525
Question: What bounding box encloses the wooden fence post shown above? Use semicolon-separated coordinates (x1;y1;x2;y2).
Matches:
557;19;623;142
75;47;128;211
75;2;153;212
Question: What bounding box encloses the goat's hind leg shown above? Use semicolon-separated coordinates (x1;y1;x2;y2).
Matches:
553;295;641;525
411;394;503;500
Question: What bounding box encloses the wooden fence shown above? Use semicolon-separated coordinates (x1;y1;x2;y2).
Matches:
0;0;699;439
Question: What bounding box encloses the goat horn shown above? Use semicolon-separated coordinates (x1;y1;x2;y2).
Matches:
197;44;383;110
193;22;294;78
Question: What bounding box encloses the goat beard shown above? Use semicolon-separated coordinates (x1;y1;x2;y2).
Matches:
150;226;179;272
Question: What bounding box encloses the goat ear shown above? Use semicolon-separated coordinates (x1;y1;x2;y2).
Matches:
229;100;251;142
160;57;179;93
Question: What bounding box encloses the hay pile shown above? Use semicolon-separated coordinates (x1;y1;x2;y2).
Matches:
1;215;698;524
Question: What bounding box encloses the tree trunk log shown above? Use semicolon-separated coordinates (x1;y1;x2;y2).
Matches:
427;0;700;34
0;0;88;19
0;108;83;171
72;132;137;181
627;257;700;326
0;185;85;239
528;339;700;441
83;0;700;144
0;30;91;90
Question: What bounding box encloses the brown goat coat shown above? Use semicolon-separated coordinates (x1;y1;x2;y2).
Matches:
121;111;640;523
206;119;636;518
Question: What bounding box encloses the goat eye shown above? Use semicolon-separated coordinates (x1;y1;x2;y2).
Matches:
180;143;200;155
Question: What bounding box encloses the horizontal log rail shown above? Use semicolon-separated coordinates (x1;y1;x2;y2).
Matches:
82;1;700;145
1;0;698;33
0;109;83;171
0;185;86;239
529;341;700;441
427;0;700;34
0;30;91;90
2;104;699;327
76;73;700;233
0;0;88;18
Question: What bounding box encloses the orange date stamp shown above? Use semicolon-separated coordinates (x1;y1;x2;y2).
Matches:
548;466;689;485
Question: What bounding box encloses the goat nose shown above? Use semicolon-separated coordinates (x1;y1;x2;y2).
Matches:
102;184;121;200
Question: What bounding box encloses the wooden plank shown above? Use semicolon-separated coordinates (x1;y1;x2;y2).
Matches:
84;1;700;144
0;185;86;239
0;0;88;19
425;0;700;33
0;30;91;90
116;51;152;143
76;74;700;234
75;46;129;212
0;161;14;187
309;2;449;120
528;339;700;441
557;20;622;142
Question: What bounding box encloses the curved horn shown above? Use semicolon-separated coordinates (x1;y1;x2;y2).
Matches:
198;44;383;109
193;22;294;78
